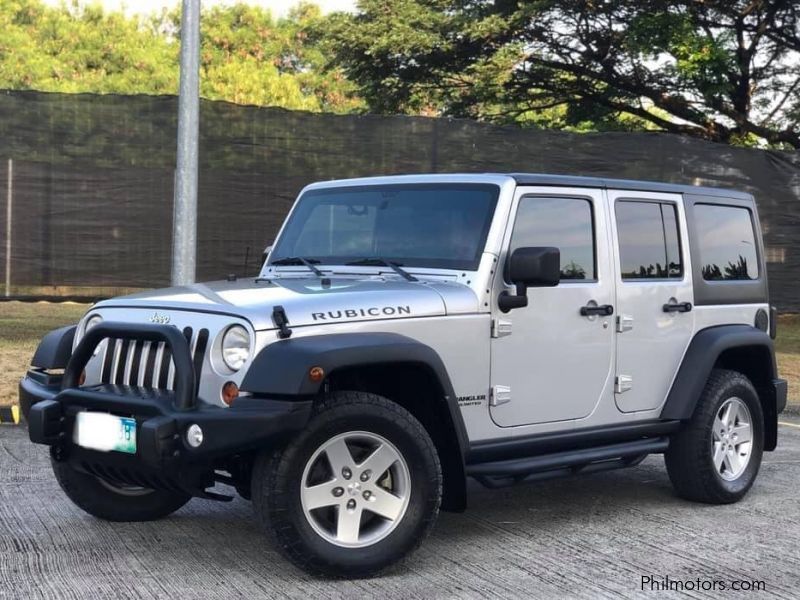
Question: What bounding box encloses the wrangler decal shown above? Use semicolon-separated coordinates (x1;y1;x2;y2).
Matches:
457;394;486;407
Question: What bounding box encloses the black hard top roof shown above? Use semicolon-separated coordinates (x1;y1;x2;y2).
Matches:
509;173;753;200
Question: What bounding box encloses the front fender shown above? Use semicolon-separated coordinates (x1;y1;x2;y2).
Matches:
241;332;468;453
241;331;470;511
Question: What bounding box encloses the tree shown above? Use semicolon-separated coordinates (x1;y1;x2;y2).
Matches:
192;2;362;111
0;0;363;113
0;0;177;94
323;0;800;148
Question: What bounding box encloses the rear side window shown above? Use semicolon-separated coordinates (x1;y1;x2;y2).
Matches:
695;204;759;280
616;201;682;279
509;196;595;281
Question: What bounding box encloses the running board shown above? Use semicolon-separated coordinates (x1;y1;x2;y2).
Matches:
466;437;669;489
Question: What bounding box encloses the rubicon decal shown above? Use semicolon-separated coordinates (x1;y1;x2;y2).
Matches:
311;306;412;321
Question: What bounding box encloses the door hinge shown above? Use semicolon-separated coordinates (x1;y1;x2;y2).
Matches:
491;318;512;338
615;375;633;394
490;385;512;407
617;314;634;333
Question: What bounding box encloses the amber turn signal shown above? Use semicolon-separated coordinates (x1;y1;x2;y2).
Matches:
309;366;325;383
221;381;239;405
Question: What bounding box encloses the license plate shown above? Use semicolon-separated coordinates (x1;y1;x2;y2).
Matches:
74;412;137;454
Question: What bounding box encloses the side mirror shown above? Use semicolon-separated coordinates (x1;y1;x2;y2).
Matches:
498;247;560;312
262;244;273;265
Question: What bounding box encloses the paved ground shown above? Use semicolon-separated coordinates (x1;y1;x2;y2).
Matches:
1;421;799;600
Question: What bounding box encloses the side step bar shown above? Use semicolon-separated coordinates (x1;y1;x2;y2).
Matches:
466;437;669;489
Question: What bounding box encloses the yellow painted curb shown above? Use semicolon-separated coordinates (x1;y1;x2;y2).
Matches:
0;405;20;424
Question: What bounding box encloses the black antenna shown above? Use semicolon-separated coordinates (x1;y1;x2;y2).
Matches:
243;246;251;276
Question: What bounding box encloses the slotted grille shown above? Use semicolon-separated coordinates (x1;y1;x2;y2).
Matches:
99;327;209;392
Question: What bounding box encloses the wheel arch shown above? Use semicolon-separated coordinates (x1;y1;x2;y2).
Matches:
31;325;76;369
661;324;780;450
241;332;468;511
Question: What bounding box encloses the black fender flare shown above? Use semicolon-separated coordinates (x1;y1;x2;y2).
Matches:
241;332;469;509
31;325;77;369
241;332;468;453
661;324;781;450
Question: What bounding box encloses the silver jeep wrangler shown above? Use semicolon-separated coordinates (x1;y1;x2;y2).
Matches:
21;174;787;577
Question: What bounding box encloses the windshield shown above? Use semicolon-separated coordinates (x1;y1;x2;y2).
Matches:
269;184;500;271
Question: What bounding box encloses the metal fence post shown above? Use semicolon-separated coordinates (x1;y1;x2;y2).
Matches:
4;158;12;297
172;0;201;286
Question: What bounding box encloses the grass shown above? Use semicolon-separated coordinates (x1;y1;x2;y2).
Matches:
775;314;800;411
0;302;798;409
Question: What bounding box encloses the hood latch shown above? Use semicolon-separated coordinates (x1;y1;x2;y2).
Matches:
272;305;292;339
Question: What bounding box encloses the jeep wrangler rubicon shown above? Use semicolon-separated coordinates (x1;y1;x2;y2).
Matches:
22;174;787;577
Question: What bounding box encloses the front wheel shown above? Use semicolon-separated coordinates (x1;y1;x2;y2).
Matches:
52;459;191;521
252;392;442;578
665;369;764;504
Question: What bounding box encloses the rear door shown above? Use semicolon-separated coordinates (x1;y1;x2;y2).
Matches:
609;191;694;413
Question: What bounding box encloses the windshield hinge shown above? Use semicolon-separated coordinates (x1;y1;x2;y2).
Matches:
272;305;292;339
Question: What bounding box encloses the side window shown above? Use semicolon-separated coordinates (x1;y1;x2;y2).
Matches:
695;204;759;280
509;196;595;281
616;201;682;279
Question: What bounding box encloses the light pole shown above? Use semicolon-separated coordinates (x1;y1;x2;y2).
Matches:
172;0;200;286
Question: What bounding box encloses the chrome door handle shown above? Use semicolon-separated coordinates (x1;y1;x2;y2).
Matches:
663;301;692;313
580;304;614;317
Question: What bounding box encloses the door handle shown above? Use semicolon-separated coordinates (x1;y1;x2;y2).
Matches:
580;304;614;317
663;301;692;313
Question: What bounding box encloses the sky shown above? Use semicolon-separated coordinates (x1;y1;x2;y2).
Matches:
41;0;357;17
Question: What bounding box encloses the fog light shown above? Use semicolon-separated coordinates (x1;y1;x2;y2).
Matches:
221;381;239;405
186;424;203;448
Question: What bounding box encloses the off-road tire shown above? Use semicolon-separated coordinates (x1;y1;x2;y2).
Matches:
665;369;764;504
252;391;442;578
52;459;191;521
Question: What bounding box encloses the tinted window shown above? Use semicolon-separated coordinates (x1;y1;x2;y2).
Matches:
616;201;682;279
695;204;758;280
510;197;595;280
271;184;500;270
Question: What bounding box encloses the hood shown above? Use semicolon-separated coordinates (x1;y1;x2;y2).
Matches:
95;275;479;330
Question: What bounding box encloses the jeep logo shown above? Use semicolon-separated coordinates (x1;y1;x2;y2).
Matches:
311;306;411;321
149;312;171;324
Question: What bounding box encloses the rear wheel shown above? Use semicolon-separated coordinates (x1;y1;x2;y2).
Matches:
52;459;191;521
665;369;764;504
252;392;442;578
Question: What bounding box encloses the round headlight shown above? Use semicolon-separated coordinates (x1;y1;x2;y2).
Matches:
84;314;103;334
221;325;250;371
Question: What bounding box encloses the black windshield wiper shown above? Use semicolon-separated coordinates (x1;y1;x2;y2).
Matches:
271;256;324;277
345;258;418;282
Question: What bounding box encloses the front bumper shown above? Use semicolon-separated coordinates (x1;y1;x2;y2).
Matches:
27;384;310;466
23;322;311;495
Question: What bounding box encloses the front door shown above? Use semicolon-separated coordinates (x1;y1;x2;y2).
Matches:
489;188;616;427
608;191;695;413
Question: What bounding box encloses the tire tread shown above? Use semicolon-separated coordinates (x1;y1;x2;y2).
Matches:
665;368;763;504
